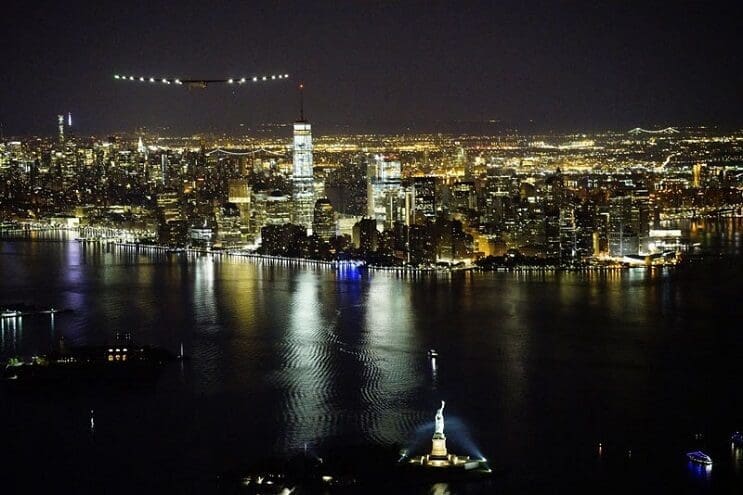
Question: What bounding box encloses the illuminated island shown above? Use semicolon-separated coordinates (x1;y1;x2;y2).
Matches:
221;401;493;492
404;401;492;475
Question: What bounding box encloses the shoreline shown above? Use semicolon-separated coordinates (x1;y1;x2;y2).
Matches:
0;227;686;274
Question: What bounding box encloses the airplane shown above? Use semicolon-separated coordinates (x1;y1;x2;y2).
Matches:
113;73;289;89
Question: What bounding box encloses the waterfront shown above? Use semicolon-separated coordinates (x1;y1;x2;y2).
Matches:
1;225;742;493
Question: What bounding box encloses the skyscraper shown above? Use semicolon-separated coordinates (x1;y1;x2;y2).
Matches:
292;84;314;234
313;198;335;241
57;115;64;145
559;206;577;266
410;176;437;221
367;154;405;229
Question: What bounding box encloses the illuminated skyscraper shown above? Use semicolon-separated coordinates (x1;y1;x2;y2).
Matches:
292;84;314;233
559;206;577;266
608;196;639;256
410;177;437;220
266;190;292;226
160;154;169;184
228;179;252;228
57;115;64;144
367;154;407;229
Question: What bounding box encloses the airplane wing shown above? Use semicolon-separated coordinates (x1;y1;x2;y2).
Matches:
113;74;289;88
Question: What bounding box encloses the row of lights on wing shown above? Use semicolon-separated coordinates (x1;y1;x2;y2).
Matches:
227;74;290;83
114;74;289;84
114;75;179;84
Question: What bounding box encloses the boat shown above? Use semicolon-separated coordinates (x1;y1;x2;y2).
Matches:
1;310;22;318
732;432;743;446
427;349;438;359
41;307;72;315
686;451;713;466
3;333;176;389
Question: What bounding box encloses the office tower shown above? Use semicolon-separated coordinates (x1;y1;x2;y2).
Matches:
692;163;703;188
352;218;379;254
160;154;169;184
367;154;404;228
455;144;471;180
559;206;577;265
410;176;437;221
228;179;252;228
543;169;564;259
57;115;64;144
575;201;597;258
484;170;517;231
326;158;368;216
450;181;477;214
263;190;292;226
408;223;436;265
313;198;336;241
608;196;639;256
292;84;314;233
633;189;651;252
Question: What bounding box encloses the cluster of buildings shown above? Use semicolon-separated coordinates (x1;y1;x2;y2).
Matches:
1;114;742;267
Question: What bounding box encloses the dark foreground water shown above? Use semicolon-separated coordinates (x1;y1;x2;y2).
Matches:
1;225;742;494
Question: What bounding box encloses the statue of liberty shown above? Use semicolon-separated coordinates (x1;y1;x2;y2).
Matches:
434;400;445;436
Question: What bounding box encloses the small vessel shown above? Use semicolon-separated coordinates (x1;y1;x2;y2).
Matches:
1;310;22;318
686;451;713;466
732;432;743;446
427;349;438;359
176;342;189;361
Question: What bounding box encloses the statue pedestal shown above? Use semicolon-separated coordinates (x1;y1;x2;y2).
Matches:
431;433;448;457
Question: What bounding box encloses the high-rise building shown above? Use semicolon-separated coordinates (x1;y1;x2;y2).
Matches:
291;84;314;234
559;206;577;265
265;190;292;226
367;154;408;229
352;218;379;254
313;199;336;241
228;179;252;229
608;196;639;256
543;169;564;259
326;158;368;216
450;181;477;214
160;154;169;184
410;177;437;221
57;115;65;145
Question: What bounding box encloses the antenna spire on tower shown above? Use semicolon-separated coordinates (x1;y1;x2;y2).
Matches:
299;82;305;122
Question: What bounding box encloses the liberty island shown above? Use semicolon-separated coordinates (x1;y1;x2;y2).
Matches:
405;400;492;474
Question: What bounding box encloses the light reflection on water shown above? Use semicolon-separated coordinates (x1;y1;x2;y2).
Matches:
687;461;712;482
0;222;742;493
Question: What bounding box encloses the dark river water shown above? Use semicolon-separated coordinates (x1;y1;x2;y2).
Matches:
1;221;742;494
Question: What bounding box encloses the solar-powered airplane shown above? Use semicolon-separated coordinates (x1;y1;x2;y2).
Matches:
113;73;289;89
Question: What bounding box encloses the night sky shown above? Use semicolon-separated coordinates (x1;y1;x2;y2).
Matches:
1;1;740;135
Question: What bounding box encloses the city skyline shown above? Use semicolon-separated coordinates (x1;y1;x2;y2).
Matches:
2;2;743;492
1;1;741;135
